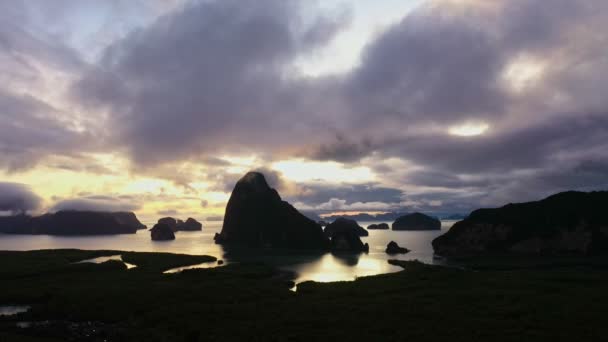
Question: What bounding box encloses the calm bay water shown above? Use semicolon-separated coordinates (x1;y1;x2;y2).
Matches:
0;221;456;283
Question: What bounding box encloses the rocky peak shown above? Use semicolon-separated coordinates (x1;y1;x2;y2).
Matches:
215;171;328;250
236;172;273;194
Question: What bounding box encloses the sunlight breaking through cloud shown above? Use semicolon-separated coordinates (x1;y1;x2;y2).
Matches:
272;159;375;184
448;122;490;137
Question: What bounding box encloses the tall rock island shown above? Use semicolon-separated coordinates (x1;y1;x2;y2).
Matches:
214;172;329;250
392;213;441;231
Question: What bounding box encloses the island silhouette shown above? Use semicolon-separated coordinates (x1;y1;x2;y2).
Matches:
1;170;608;340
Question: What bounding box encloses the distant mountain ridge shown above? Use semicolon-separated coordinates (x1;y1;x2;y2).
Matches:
319;212;465;222
321;212;406;222
0;211;146;235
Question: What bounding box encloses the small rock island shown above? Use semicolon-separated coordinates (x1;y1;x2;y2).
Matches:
157;217;203;232
386;241;410;254
150;223;176;241
367;223;389;230
392;213;441;231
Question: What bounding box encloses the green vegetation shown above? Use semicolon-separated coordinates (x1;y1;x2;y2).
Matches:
1;249;608;341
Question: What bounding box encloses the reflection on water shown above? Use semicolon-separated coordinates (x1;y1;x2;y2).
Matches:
0;305;30;316
164;261;219;273
0;226;225;257
288;253;402;283
0;220;457;284
75;255;137;269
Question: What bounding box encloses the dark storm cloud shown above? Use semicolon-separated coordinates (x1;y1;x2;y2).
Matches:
479;157;608;206
0;182;42;214
201;157;232;167
0;1;202;173
51;195;142;213
310;0;608;209
403;170;493;190
72;0;608;212
347;3;507;125
74;0;349;166
0;90;92;171
289;183;403;207
309;134;375;163
46;155;117;175
0;2;85;77
500;0;596;52
376;113;608;209
390;113;608;174
0;2;99;171
302;0;608;164
3;0;608;213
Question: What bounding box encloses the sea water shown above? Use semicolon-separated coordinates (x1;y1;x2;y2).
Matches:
0;220;456;283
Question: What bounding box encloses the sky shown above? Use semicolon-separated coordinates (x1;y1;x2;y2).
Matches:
1;0;608;222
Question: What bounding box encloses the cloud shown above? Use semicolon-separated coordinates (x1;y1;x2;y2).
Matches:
0;88;92;172
157;209;179;216
295;198;399;212
346;1;508;126
305;0;608;209
0;182;43;214
0;2;102;171
3;0;608;214
385;113;608;175
74;0;350;166
308;134;375;163
280;181;409;215
0;2;85;76
51;195;142;213
0;1;194;173
201;157;232;167
288;183;403;206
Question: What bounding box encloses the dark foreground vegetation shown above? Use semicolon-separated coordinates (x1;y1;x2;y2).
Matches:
1;250;608;341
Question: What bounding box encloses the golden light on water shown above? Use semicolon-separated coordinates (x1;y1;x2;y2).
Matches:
290;254;403;284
